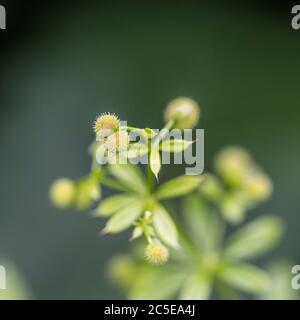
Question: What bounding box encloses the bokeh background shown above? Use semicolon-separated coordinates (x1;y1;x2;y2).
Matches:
0;0;299;299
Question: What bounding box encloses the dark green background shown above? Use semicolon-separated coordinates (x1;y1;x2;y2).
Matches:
0;1;299;299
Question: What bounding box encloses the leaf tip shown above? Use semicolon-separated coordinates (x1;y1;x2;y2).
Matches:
100;228;108;235
89;210;99;219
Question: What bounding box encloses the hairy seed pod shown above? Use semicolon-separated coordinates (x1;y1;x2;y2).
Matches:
214;146;254;186
145;242;169;265
93;113;120;140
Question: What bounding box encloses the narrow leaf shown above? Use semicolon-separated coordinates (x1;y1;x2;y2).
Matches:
103;200;143;234
95;194;137;217
152;204;179;249
156;175;203;200
160;139;193;153
218;263;271;294
108;163;147;194
179;273;212;300
224;216;284;260
130;226;143;241
182;195;223;251
215;281;241;300
149;148;161;181
128;267;185;300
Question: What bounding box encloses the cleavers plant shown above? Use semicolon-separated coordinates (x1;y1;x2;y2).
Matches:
50;97;284;299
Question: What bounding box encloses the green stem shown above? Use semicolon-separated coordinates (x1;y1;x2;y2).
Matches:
147;159;155;193
143;225;153;244
152;118;175;148
121;126;148;142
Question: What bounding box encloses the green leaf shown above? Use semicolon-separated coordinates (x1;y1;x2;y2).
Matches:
152;204;179;249
224;216;284;260
130;226;143;241
128;266;185;299
108;163;147;194
103;200;143;234
160;139;193;153
95;194;137;217
156;175;203;200
149;148;161;181
218;263;271;294
215;281;241;300
179;273;212;300
182;195;223;251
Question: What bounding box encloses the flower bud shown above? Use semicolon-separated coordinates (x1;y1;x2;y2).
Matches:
49;178;75;208
93;113;120;141
164;97;200;129
244;171;273;202
214;146;254;186
74;178;101;210
145;241;169;265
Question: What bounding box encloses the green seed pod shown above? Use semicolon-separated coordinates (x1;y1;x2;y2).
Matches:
214;146;254;187
74;177;101;210
244;171;273;202
164;97;200;129
145;241;169;265
93;113;120;141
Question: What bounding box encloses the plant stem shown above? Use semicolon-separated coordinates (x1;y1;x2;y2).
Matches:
152;118;175;148
147;160;155;193
143;225;153;244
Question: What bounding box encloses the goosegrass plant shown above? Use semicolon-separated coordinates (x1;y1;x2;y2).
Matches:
50;97;284;299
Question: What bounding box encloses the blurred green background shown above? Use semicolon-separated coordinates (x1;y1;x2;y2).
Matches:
0;1;299;299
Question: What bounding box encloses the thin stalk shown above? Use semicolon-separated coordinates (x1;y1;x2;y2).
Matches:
143;225;153;244
147;160;155;193
152;118;175;147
